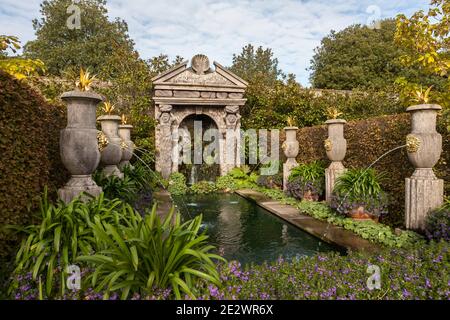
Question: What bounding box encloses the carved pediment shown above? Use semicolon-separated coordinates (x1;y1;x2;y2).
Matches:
169;69;234;85
152;55;248;88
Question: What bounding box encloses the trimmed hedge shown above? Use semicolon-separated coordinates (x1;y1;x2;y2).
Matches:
0;71;68;256
291;113;449;227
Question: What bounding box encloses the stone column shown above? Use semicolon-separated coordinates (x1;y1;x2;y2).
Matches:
282;127;299;191
97;115;123;178
118;124;134;170
324;119;347;202
222;105;241;175
155;105;174;179
405;104;444;230
58;91;103;203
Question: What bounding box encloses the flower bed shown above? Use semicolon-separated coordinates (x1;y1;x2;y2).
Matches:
202;241;449;300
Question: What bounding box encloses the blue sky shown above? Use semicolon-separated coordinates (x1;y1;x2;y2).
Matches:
0;0;429;86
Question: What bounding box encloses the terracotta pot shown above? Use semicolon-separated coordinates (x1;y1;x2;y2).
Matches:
349;206;379;222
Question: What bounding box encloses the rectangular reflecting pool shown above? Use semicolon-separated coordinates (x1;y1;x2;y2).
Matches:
175;193;343;264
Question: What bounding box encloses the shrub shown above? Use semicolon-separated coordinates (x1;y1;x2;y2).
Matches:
167;172;188;196
190;181;218;195
216;175;237;192
78;206;224;299
0;70;68;256
331;168;388;219
424;199;450;242
228;167;249;180
286;161;325;201
7;192;126;298
93;171;138;204
226;167;259;189
256;173;283;189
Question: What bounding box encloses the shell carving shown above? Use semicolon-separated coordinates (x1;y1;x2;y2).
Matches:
191;54;210;75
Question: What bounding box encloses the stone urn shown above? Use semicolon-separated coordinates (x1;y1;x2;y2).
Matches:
118;124;135;170
324;119;347;202
282;127;299;191
58;91;103;203
97;115;124;178
405;104;444;230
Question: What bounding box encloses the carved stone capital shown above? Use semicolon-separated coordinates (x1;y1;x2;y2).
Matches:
225;105;239;114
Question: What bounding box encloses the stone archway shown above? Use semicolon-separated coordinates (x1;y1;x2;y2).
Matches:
177;113;221;183
152;54;248;179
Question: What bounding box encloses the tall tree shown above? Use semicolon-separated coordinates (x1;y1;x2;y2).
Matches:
229;44;283;86
24;0;135;77
395;0;450;131
309;19;444;90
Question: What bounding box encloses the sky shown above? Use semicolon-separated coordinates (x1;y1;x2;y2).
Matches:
0;0;429;86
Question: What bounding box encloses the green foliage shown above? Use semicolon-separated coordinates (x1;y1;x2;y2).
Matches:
254;186;423;248
289;161;325;183
0;70;68;256
190;181;218;195
425;199;450;241
78;206;224;299
229;167;249;180
208;241;449;300
7;192;125;298
93;172;138;204
229;44;283;87
215;175;237;192
256;173;283;189
334;168;385;200
24;0;134;77
309;19;444;90
0;35;45;79
395;0;450;132
168;173;188;196
239;79;404;130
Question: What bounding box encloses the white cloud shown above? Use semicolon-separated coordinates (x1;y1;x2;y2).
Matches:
0;0;429;85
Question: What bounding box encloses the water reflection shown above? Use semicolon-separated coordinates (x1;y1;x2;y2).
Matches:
176;193;342;264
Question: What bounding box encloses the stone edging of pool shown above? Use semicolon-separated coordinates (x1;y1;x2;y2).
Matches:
235;189;381;254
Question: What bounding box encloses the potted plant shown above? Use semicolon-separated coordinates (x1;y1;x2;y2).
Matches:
286;161;325;201
331;168;388;222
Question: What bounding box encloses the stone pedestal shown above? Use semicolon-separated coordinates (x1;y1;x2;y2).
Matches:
324;119;347;202
98;115;123;178
325;161;346;202
58;91;103;203
406;169;444;230
118;124;134;170
282;127;299;191
405;104;444;230
58;175;102;203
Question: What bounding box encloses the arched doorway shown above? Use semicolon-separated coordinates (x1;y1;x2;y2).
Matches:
177;114;221;184
152;54;248;179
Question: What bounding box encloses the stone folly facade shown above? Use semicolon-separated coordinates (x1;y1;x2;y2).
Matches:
152;54;248;179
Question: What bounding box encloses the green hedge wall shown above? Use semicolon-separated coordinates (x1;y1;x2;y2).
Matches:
0;71;68;256
293;113;449;227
